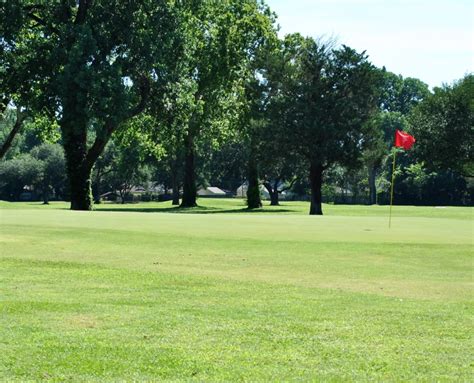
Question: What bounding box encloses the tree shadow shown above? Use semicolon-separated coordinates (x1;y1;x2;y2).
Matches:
95;205;295;214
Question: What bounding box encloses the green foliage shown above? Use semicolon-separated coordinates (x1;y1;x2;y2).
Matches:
0;142;66;202
102;136;152;203
194;134;248;196
0;154;42;200
268;36;382;213
410;74;474;176
379;71;430;114
1;1;181;209
30;142;66;203
150;0;276;207
290;41;382;168
28;114;61;144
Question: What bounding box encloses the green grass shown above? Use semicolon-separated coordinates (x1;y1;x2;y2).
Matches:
1;199;472;381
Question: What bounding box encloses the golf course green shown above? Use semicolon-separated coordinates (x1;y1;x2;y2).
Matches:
0;199;472;381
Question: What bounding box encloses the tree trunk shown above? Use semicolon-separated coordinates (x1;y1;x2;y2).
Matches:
270;190;279;206
368;165;377;205
42;188;50;205
271;179;280;206
247;145;262;209
264;182;279;206
180;132;197;207
171;172;180;205
69;164;93;210
62;119;93;211
309;162;323;215
93;168;102;204
42;181;50;205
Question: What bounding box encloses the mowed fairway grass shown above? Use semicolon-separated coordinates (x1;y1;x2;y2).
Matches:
0;199;472;381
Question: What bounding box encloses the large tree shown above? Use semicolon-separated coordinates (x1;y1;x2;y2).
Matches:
410;74;474;177
279;36;381;215
157;0;275;208
257;38;305;207
1;1;179;210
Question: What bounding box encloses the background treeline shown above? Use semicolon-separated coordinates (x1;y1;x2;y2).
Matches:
1;1;472;214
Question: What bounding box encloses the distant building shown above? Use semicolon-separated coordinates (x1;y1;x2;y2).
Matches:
197;186;227;197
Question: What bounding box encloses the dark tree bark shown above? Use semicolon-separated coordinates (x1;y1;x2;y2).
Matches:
42;185;50;205
62;117;94;210
172;189;180;205
269;190;279;206
247;145;262;209
181;132;197;207
368;165;377;205
170;157;180;205
93;167;102;204
309;162;324;215
263;181;280;206
0;110;26;160
171;173;180;205
69;165;93;210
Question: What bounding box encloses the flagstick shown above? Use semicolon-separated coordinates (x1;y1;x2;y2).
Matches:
389;149;397;228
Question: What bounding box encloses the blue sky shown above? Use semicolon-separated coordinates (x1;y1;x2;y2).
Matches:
265;0;473;88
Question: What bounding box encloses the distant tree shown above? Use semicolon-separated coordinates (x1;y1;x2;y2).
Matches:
151;154;184;205
102;127;156;204
201;137;247;195
259;40;303;206
103;146;151;204
0;154;42;200
380;72;430;114
150;77;195;206
410;74;474;177
240;79;266;209
246;128;263;209
280;36;381;214
259;133;301;206
360;69;430;205
30;143;66;204
91;142;118;204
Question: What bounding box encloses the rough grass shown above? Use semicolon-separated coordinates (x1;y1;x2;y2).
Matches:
0;199;472;381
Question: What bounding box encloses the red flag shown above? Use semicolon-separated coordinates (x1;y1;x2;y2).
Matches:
394;130;415;150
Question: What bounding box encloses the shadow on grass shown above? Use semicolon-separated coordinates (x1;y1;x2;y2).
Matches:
95;205;295;214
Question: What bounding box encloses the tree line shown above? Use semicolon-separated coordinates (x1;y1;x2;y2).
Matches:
1;1;472;214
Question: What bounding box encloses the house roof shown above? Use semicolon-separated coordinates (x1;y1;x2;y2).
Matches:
206;187;225;194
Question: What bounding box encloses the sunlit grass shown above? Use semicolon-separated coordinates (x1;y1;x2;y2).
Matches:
0;199;472;381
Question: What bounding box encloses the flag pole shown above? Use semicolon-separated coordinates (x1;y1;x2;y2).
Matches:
389;149;397;228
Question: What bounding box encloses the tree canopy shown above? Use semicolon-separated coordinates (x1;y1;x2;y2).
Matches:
410;74;474;177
